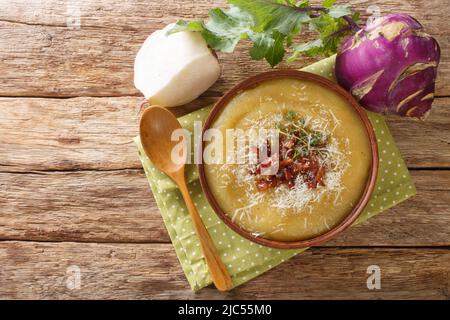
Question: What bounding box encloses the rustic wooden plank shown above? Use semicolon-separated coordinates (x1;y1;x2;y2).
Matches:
0;95;219;172
1;169;449;245
0;96;142;171
385;98;450;169
328;171;450;246
0;96;448;172
0;241;448;299
0;0;448;97
0;169;166;243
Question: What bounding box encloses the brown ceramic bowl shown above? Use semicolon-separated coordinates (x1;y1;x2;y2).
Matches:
198;70;379;249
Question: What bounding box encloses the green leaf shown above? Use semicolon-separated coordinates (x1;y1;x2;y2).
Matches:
352;11;361;24
288;38;323;62
309;14;331;32
167;20;204;34
168;7;254;53
227;0;287;30
204;7;253;52
167;0;356;66
286;23;301;47
322;0;336;8
228;0;310;35
327;5;351;18
265;31;286;67
285;110;298;120
297;0;310;8
248;32;275;60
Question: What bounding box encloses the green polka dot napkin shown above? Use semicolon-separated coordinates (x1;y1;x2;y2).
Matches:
133;55;416;291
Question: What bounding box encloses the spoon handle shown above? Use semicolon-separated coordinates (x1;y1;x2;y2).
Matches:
178;180;233;292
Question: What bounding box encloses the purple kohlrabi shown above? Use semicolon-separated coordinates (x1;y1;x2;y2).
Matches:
335;14;441;118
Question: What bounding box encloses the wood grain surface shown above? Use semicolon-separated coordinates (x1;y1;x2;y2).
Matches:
0;96;448;172
0;0;448;97
0;170;449;245
0;0;449;299
0;242;449;299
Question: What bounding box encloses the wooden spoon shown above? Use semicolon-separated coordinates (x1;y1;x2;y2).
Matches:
139;105;233;292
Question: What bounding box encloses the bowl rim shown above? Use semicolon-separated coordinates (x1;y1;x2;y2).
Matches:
197;69;379;249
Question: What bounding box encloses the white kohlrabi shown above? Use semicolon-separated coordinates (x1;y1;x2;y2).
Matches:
134;24;221;107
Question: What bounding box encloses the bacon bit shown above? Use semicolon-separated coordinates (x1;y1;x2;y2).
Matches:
260;157;272;168
255;179;270;191
281;139;295;158
268;177;278;188
249;113;328;191
285;149;294;159
316;166;326;187
283;168;293;181
280;159;293;168
251;152;327;190
255;176;277;191
249;166;261;175
287;180;295;189
251;152;326;191
293;159;311;173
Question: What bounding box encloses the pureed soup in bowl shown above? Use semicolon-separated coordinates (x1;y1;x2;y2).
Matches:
199;71;378;248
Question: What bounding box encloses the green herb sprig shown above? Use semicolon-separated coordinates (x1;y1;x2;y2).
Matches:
167;0;359;67
276;111;328;158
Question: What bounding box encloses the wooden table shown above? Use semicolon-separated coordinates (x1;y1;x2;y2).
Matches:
0;0;449;300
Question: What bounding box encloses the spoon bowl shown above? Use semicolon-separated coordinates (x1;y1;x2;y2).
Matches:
139;105;185;175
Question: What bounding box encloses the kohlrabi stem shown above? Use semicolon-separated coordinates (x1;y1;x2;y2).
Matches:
291;3;361;33
343;15;361;32
328;25;353;38
325;15;361;41
292;6;327;13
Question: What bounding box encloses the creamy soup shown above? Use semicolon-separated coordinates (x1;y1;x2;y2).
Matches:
204;78;372;241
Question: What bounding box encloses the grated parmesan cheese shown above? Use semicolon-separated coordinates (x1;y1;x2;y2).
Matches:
214;107;350;227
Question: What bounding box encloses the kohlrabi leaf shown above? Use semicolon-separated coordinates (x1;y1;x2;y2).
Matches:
288;38;323;62
168;7;253;53
168;20;204;33
248;32;275;60
294;11;352;59
322;0;336;8
168;0;357;66
327;5;352;18
203;7;253;52
265;30;286;67
228;0;309;34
